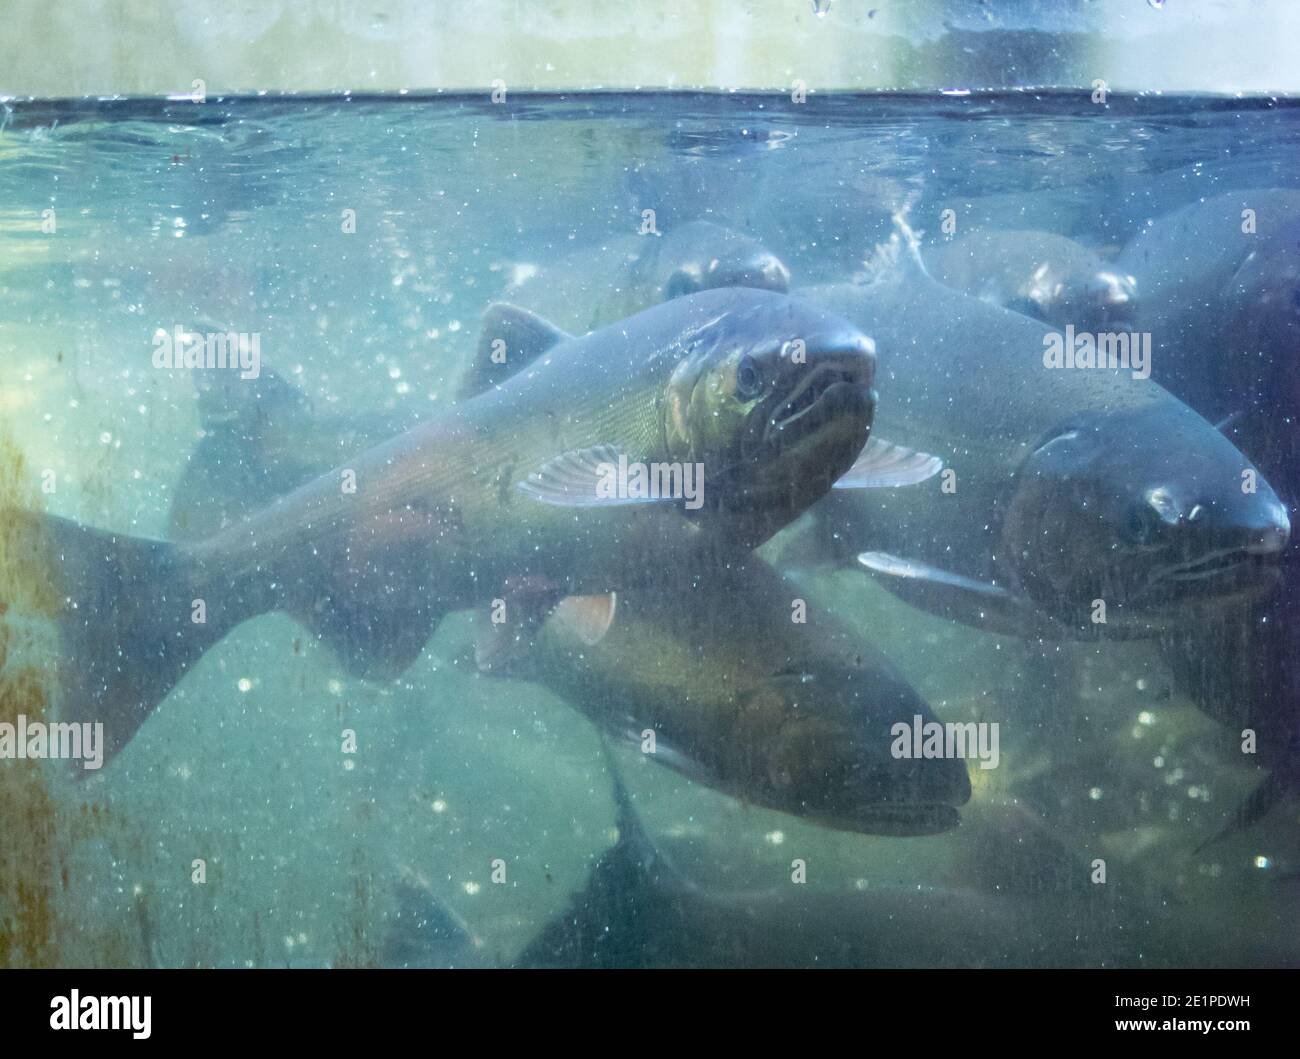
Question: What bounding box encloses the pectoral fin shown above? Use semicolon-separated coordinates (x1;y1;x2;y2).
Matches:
833;438;943;489
548;592;618;646
856;551;1046;637
519;447;688;508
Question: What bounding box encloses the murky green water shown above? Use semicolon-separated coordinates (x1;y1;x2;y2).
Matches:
0;93;1296;967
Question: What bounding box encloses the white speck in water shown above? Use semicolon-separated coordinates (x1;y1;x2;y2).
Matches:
327;679;343;695
1138;710;1155;726
1088;786;1103;801
1254;855;1271;870
237;677;252;692
99;431;112;444
463;881;481;895
431;799;447;813
765;830;785;845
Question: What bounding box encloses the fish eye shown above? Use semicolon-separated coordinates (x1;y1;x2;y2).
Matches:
1124;503;1162;546
735;355;764;399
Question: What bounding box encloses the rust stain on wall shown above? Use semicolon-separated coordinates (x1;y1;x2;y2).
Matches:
0;428;131;967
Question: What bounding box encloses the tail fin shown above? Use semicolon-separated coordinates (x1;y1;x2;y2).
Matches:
14;511;249;768
1195;733;1298;852
860;197;930;284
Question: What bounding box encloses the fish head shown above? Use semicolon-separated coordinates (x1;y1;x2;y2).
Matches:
662;289;877;518
656;221;791;300
1006;404;1291;628
1078;268;1139;331
741;664;971;836
1010;260;1137;332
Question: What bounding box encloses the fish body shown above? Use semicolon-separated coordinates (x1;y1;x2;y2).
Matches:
1117;187;1300;428
516;556;971;837
24;288;878;762
163;348;958;835
795;250;1289;637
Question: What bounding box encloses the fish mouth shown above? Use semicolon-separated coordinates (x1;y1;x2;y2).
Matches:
764;363;873;447
1143;546;1285;603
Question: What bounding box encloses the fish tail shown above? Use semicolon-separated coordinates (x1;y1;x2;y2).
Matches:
13;510;259;768
1195;743;1297;853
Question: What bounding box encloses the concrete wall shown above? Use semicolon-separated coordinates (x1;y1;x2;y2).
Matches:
1;0;1297;98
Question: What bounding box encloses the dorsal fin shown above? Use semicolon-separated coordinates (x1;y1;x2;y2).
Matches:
861;206;931;285
458;303;571;401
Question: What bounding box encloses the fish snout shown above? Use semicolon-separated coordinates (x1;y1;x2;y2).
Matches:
1244;500;1291;556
